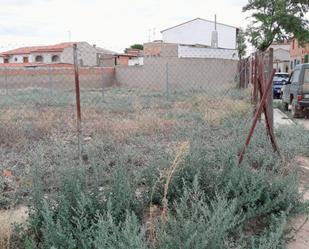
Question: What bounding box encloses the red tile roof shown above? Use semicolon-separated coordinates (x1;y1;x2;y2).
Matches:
0;42;75;56
0;63;73;67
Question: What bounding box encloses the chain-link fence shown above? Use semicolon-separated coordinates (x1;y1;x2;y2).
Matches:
4;41;309;249
0;42;256;206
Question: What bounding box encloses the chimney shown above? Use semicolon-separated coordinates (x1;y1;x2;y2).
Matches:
211;15;218;48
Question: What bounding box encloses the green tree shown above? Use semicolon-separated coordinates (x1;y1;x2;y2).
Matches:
243;0;309;51
237;28;247;59
130;44;144;50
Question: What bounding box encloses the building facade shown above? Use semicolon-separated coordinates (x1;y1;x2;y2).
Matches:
290;39;309;71
143;41;238;61
0;42;112;67
161;18;239;50
269;41;291;73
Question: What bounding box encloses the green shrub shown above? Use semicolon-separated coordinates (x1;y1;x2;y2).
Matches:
156;178;243;249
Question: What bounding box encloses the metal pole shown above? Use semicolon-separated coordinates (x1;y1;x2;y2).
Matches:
73;44;83;161
166;63;169;100
268;48;274;130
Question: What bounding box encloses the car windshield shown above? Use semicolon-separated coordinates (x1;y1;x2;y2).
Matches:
275;74;289;79
273;74;289;84
274;74;289;81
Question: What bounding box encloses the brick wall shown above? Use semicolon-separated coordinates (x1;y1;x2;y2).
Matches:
290;39;309;62
0;66;115;92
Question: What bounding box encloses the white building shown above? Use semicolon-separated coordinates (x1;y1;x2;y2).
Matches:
178;44;238;60
161;18;239;50
269;41;291;73
0;42;110;67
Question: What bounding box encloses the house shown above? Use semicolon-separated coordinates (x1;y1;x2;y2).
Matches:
96;47;117;67
115;54;135;66
161;17;239;50
0;42;113;67
115;49;144;66
269;40;291;73
143;41;238;62
125;48;144;66
290;39;309;71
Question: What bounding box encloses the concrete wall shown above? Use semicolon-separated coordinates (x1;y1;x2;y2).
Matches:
0;67;115;92
116;57;238;92
178;45;239;60
162;18;238;49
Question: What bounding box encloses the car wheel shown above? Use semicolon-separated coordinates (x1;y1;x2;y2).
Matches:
291;102;303;118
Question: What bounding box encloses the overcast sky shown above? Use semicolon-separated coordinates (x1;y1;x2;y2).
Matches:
0;0;257;52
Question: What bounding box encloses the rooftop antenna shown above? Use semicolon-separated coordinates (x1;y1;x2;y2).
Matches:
211;14;218;48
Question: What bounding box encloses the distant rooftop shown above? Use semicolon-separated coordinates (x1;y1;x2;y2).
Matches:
0;42;77;56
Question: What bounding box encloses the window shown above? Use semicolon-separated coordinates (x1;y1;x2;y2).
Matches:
292;70;300;84
23;57;28;63
35;55;43;62
304;69;309;84
52;55;60;63
14;57;18;62
4;58;9;63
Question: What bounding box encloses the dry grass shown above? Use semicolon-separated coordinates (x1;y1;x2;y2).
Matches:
78;102;178;143
0;88;251;246
145;141;190;244
174;95;250;125
0;206;28;249
161;141;190;222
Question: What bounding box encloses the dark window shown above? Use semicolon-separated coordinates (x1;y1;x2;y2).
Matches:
4;58;9;63
35;55;43;62
23;57;29;63
52;55;60;63
14;57;18;62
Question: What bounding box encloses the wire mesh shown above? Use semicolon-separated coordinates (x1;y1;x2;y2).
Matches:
0;41;258;207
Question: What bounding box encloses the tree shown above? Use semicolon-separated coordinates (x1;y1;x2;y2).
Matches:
130;44;144;50
243;0;309;51
237;28;247;59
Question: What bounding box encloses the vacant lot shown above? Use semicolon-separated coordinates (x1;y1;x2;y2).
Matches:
0;86;308;248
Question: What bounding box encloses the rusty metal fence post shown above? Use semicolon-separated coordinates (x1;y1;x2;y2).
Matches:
73;44;83;161
267;48;274;130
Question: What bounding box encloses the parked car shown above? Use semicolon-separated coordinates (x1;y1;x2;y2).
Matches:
281;63;309;118
273;73;290;99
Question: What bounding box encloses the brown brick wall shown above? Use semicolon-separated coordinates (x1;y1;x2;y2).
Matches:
0;67;115;91
290;39;309;61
